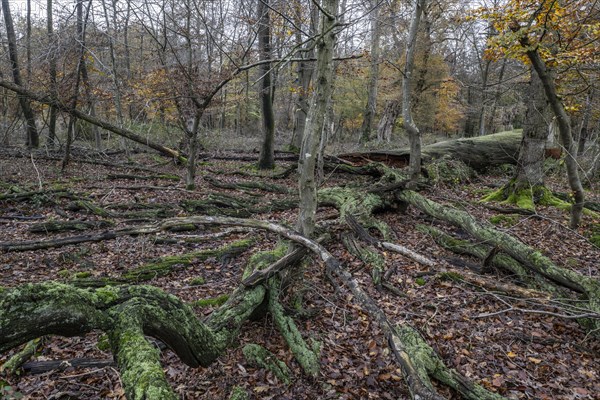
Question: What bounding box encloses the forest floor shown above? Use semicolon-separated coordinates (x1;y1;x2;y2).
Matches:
0;147;599;400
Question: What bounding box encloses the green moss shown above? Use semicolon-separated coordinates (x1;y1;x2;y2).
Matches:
228;386;248;400
244;243;288;279
243;343;291;384
94;287;120;304
425;157;475;185
57;269;71;278
415;277;426;286
189;277;205;286
193;294;229;308
591;234;600;248
97;334;111;351
489;214;518;226
74;271;92;279
438;272;464;282
157;174;180;181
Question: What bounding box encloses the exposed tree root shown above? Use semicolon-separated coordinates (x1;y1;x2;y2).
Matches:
397;190;600;331
0;283;265;399
0;338;43;375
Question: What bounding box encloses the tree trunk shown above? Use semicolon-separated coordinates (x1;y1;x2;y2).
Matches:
297;0;339;238
339;130;524;170
0;80;184;161
402;0;426;184
511;21;585;228
376;99;400;142
257;0;275;170
359;0;381;143
47;0;58;148
291;4;318;150
513;68;549;190
1;0;39;148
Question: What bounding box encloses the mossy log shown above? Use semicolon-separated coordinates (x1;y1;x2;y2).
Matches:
67;238;255;287
0;338;42;375
268;279;320;377
107;173;180;181
204;175;292;194
417;225;568;295
29;220;114;233
338;130;524;170
397;190;600;330
181;193;296;217
0;189;77;203
0;282;265;399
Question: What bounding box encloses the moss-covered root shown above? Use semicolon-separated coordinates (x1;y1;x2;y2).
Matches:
0;337;43;375
319;186;395;240
341;233;385;287
123;237;255;282
228;386;249;400
1;283;252;400
482;183;573;211
399;190;600;331
243;344;292;384
418;225;568;296
108;315;178;400
267;280;320;377
394;325;506;400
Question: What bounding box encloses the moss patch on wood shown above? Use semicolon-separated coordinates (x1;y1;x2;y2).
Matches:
243;343;291;384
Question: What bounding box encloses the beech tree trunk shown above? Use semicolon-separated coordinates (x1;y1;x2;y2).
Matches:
511;21;585;228
298;0;339;238
402;0;426;183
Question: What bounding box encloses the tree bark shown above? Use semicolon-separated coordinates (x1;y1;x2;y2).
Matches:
298;0;339;238
359;0;382;143
257;0;276;170
514;68;549;189
510;21;585;228
402;0;426;183
1;0;39;148
47;0;58;148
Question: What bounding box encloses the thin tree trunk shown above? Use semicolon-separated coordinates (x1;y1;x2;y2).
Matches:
402;0;426;184
359;0;381;143
1;0;39;148
291;4;318;150
298;0;339;238
257;0;276;170
47;0;58;148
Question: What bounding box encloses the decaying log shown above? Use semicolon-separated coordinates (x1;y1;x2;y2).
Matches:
337;130;561;171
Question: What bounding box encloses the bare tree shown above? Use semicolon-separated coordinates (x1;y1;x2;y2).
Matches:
1;0;39;148
257;0;276;169
360;0;382;143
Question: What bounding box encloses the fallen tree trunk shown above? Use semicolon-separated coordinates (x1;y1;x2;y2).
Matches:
338;130;540;170
0;80;185;162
